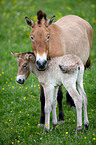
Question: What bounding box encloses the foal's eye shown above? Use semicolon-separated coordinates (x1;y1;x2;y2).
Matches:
23;64;27;69
31;36;34;42
46;35;50;41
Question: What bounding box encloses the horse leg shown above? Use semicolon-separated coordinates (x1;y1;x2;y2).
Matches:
40;85;45;124
57;86;64;121
66;91;75;107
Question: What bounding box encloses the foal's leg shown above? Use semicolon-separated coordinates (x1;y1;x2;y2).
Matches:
52;87;58;126
40;85;64;124
77;82;89;130
57;86;64;121
44;85;55;131
66;85;82;132
77;67;89;130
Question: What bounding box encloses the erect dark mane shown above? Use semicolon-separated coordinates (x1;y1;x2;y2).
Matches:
37;10;47;24
22;52;34;55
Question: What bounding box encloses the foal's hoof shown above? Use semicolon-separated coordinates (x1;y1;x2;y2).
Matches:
84;123;89;130
75;126;82;134
58;120;65;125
43;128;49;133
38;123;44;128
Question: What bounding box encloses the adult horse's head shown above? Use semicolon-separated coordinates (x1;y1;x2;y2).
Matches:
25;10;55;71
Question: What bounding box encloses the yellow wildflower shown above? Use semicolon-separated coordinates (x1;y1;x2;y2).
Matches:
17;140;20;143
91;4;95;8
45;124;49;126
67;7;71;11
12;86;14;89
27;122;30;125
66;132;68;134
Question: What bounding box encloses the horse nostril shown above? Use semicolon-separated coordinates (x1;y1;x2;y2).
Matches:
19;79;21;82
44;60;47;65
36;60;39;65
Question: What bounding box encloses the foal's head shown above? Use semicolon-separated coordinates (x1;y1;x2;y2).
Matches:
11;52;35;84
25;10;55;70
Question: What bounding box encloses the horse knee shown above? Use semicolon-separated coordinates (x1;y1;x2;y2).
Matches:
76;97;82;110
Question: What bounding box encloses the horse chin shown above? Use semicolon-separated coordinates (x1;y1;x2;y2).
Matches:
36;63;47;71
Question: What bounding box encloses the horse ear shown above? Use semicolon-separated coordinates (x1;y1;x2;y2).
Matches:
46;16;55;27
11;51;21;58
25;16;35;28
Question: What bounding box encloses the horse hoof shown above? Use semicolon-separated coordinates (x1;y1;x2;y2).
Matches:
38;123;44;128
59;112;64;121
84;123;89;130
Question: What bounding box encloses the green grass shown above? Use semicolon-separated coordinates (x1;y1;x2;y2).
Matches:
0;0;96;144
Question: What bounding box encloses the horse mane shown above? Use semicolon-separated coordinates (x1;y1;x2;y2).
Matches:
37;10;47;24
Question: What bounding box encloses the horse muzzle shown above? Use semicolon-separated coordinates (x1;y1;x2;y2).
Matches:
16;75;25;84
36;53;47;71
36;60;47;71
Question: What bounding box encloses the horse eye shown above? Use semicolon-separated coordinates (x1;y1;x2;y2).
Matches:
31;36;34;41
46;35;50;41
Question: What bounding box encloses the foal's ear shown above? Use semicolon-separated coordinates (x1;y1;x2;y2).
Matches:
29;54;35;63
25;53;35;63
25;16;35;28
46;16;55;27
11;51;21;58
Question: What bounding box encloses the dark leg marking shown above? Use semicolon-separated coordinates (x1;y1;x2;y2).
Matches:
57;86;64;121
40;85;45;124
66;91;75;107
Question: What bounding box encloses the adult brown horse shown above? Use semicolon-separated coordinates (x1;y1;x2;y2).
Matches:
25;10;93;125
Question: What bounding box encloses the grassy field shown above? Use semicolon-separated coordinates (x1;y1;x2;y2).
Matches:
0;0;96;144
